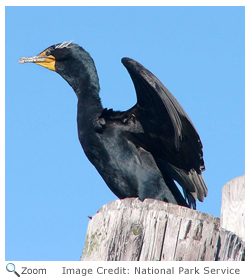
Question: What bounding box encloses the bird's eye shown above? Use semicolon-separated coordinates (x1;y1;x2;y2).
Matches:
46;51;51;56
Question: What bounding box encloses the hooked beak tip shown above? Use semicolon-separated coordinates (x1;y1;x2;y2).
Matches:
18;57;26;64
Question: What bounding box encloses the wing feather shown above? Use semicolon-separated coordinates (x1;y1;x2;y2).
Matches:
121;57;207;202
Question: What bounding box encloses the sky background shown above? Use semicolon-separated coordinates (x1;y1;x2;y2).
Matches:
5;6;245;261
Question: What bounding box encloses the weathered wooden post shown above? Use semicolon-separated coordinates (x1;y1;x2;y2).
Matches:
221;175;245;241
81;176;245;261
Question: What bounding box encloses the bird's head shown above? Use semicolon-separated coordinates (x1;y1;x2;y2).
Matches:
19;42;100;95
18;41;77;72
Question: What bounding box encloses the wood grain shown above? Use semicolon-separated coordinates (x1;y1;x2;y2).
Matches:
81;197;244;261
221;175;245;241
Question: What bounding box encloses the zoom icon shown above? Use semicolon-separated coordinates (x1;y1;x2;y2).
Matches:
6;263;20;277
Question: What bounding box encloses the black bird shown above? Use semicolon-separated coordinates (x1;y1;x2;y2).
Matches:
19;42;207;209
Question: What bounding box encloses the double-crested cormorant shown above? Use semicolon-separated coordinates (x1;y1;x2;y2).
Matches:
19;42;207;209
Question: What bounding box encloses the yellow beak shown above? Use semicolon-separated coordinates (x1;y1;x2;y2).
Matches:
19;53;56;71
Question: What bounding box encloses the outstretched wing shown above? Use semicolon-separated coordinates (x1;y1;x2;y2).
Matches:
121;57;207;202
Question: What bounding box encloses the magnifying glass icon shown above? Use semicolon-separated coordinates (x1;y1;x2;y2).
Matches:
6;263;20;277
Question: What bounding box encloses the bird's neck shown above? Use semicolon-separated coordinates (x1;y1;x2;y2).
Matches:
67;57;103;130
71;63;101;104
75;79;103;114
60;50;103;113
74;69;103;130
59;50;104;138
74;67;103;152
76;83;103;154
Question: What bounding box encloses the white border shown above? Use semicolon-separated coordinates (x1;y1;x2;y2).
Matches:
2;1;250;279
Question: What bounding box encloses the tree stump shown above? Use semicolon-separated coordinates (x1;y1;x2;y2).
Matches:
81;197;245;261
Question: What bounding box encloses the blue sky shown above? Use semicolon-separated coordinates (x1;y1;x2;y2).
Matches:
5;6;245;261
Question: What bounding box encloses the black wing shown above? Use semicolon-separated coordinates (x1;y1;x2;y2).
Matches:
121;58;207;203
